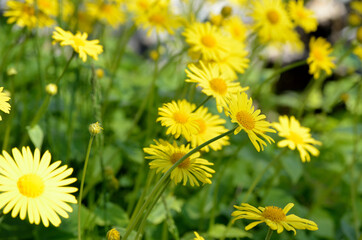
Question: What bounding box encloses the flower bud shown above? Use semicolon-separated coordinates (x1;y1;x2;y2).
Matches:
221;6;233;18
357;26;362;43
89;122;103;135
7;67;17;76
45;83;58;96
106;228;120;240
96;68;104;79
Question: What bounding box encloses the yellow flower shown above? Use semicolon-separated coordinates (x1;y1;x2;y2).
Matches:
0;87;11;120
250;0;296;44
0;147;77;227
86;1;125;27
126;0;157;15
273;115;322;162
52;27;103;62
193;231;205;240
288;0;318;33
106;228;121;240
45;83;58;96
4;0;54;29
353;45;362;61
187;106;230;152
232;203;318;235
223;16;248;42
307;37;335;79
144;140;215;186
351;1;362;14
183;22;230;61
157;100;199;139
185;61;248;112
225;92;275;152
89;122;103;135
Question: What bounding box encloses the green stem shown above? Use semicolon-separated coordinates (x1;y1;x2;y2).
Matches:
56;51;76;86
265;228;273;240
193;96;212;113
122;127;237;240
78;135;95;240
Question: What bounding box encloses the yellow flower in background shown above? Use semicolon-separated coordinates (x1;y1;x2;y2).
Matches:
351;1;362;14
126;0;157;15
157;100;199;139
225;92;275;152
353;45;362;61
193;231;205;240
185;61;248;112
289;0;318;33
36;0;59;17
273;115;322;162
232;203;318;235
144;140;215;186
0;147;78;227
250;0;295;44
223;16;248;42
0;87;11;120
307;37;335;79
52;27;103;62
183;22;229;61
187;106;230;152
4;0;54;29
86;1;125;27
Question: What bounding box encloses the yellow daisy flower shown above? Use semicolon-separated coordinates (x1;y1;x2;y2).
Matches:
86;1;125;28
272;115;322;162
185;61;248;112
288;0;318;33
193;231;205;240
52;27;103;62
307;37;335;79
353;45;362;61
183;22;230;61
126;0;157;15
186;106;230;152
232;203;318;235
144;140;215;186
250;0;295;44
223;16;248;42
0;147;78;227
157;100;199;139
0;87;11;121
351;1;362;14
225;92;275;152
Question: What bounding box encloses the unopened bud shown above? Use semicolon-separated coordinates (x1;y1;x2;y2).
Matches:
357;26;362;43
96;68;104;78
89;122;103;135
221;6;233;18
45;83;58;96
7;67;17;76
106;228;120;240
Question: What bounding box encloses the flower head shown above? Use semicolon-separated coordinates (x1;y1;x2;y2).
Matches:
307;37;335;79
144;140;215;186
52;27;103;62
157;100;199;139
45;83;58;96
288;0;318;33
0;147;77;227
193;231;205;240
86;1;125;27
223;16;248;42
89;122;103;135
273;115;322;162
232;203;318;235
225;92;275;152
0;87;11;120
106;228;121;240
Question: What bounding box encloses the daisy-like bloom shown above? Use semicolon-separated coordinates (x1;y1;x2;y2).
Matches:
307;37;335;79
185;61;248;112
86;1;125;28
288;0;318;33
52;27;103;62
232;203;318;235
223;16;248;42
157;100;199;139
4;0;54;29
144;140;215;186
193;231;205;240
186;106;230;152
353;45;362;61
183;22;230;61
225;92;275;152
272;115;322;162
250;0;296;44
0;147;77;227
126;0;157;15
0;87;11;120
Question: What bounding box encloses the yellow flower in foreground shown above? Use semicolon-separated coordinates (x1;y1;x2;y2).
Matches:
0;147;77;227
0;87;11;120
52;27;103;62
187;106;230;152
225;92;275;152
232;203;318;235
307;37;335;79
288;0;318;33
157;100;199;139
186;61;248;112
144;140;215;186
193;231;205;240
273;115;322;162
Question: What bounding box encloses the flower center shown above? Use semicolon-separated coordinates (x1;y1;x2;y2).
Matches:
210;78;228;95
137;0;149;10
72;36;86;47
170;152;191;169
201;34;217;48
289;131;304;145
149;14;165;25
312;48;324;61
23;5;35;16
173;112;188;124
262;206;286;222
266;10;280;24
236;111;255;130
196;119;207;134
296;9;307;19
17;173;45;198
101;4;112;14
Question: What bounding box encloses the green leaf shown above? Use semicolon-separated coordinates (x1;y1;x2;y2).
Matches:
26;124;44;149
309;208;335;239
94;202;129;227
281;155;303;184
148;195;183;225
208;224;251;238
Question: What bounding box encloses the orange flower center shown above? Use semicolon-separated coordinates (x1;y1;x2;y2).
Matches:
17;173;45;198
236;111;255;130
149;14;165;25
173;112;188;124
289;131;304;145
201;34;216;48
266;10;280;24
196;119;207;134
210;78;227;95
170;152;191;169
23;5;35;16
101;4;113;14
137;0;149;10
312;48;325;61
262;206;286;222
